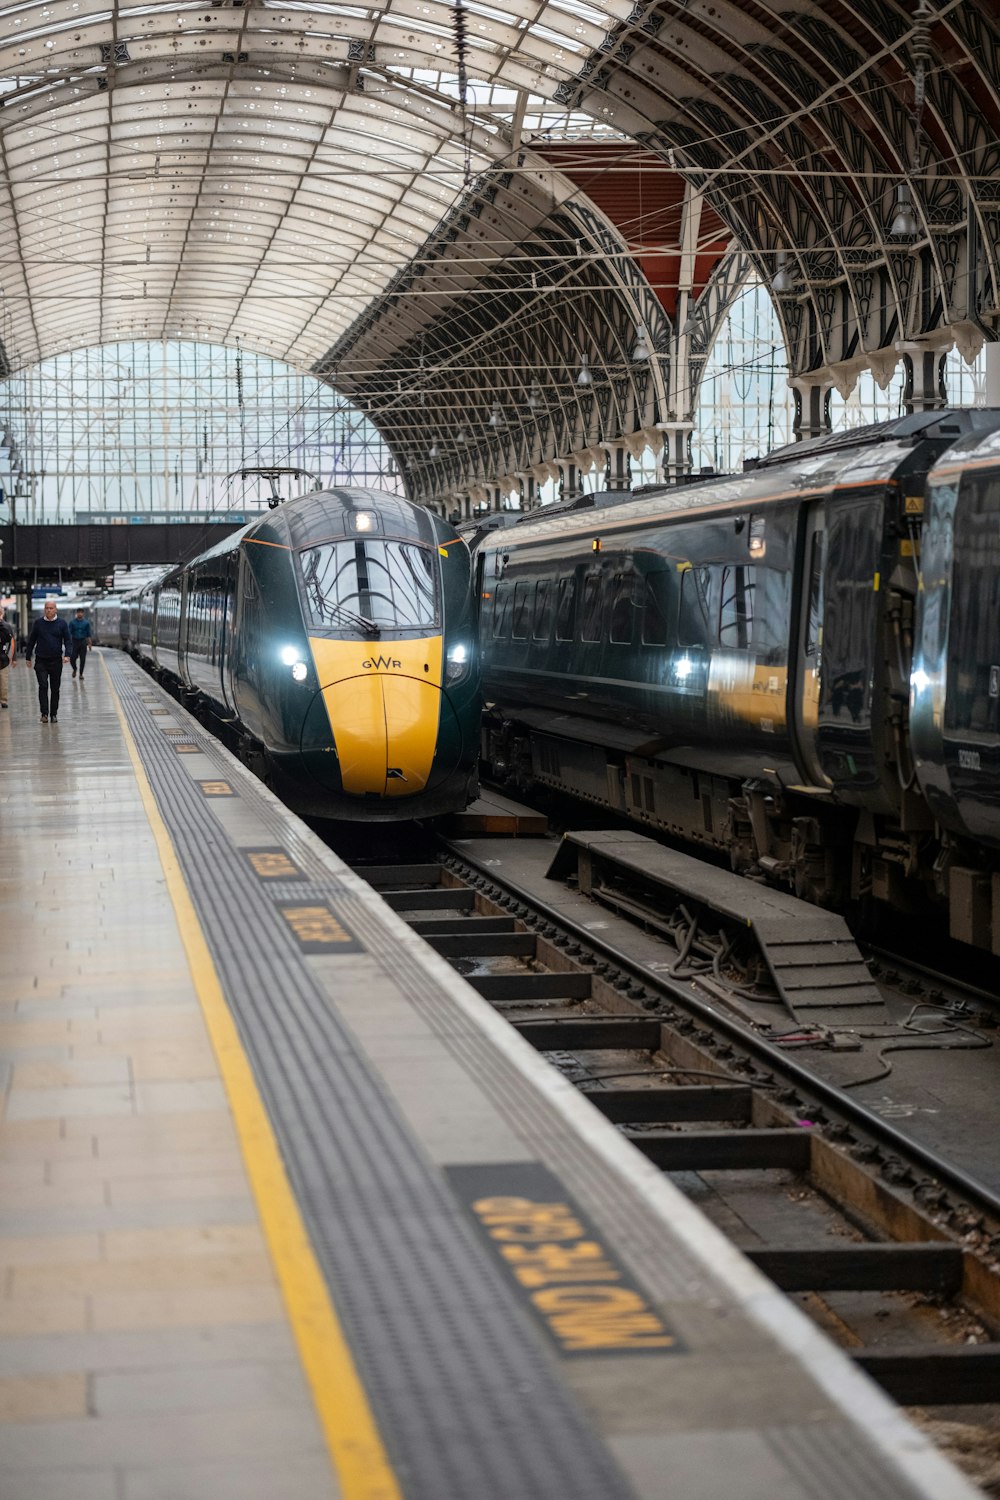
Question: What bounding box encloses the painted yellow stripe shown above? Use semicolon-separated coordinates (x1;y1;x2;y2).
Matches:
101;656;402;1500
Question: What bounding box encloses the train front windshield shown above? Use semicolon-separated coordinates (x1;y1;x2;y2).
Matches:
296;540;438;632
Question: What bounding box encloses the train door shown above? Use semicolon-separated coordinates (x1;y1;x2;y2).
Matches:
219;551;237;715
791;502;829;787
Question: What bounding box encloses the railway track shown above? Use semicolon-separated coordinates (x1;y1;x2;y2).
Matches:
342;833;1000;1489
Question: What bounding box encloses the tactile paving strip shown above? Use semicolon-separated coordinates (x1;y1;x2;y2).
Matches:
107;657;634;1500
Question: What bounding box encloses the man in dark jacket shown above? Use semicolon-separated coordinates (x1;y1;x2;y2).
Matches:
25;600;72;723
68;608;92;680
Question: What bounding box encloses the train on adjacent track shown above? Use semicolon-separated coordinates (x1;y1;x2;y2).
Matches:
95;486;481;820
475;410;1000;957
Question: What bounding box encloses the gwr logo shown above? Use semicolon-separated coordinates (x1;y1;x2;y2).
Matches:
362;655;402;670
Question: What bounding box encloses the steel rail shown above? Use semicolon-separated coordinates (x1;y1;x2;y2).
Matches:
440;841;1000;1227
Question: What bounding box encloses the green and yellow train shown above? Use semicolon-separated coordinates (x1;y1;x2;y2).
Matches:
111;487;481;820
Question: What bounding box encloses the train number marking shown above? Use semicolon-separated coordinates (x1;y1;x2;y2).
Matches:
245;848;302;880
958;749;981;771
199;779;235;797
279;903;362;953
446;1162;682;1358
362;655;403;670
990;666;1000;699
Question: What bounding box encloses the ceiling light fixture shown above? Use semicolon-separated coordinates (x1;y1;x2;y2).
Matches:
771;250;795;293
889;182;919;238
631;325;650;362
576;354;593;387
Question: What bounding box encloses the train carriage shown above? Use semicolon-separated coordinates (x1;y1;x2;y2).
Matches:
117;487;480;820
478;409;1000;949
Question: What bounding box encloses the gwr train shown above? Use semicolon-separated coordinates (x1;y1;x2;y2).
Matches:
96;487;481;820
477;410;1000;956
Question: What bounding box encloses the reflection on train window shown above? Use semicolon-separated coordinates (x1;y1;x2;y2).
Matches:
580;574;604;643
492;583;511;639
806;532;824;655
748;515;766;559
678;566;714;648
296;540;437;631
641;574;668;646
533;579;553;640
719;565;755;648
511;582;531;641
555;576;577;641
610;573;637;644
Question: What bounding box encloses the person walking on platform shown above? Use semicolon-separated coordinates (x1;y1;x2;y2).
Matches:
68;608;92;681
25;600;71;723
0;607;13;710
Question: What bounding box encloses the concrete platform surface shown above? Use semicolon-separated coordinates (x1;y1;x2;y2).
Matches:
0;651;982;1500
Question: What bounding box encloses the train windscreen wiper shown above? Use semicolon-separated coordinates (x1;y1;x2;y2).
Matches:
325;600;381;636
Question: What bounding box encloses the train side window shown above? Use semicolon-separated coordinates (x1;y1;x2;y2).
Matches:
555;576;577;641
805;532;824;655
610;573;637;644
533;579;553;640
720;565;755;648
511;582;531;641
678;565;714;648
492;582;512;640
641;573;668;646
580;573;604;643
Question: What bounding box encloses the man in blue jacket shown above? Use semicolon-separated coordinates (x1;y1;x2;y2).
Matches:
25;600;72;723
68;608;92;680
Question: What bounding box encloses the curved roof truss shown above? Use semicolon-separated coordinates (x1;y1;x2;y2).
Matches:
0;0;997;502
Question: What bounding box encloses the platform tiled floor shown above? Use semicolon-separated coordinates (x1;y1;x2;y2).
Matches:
0;657;338;1500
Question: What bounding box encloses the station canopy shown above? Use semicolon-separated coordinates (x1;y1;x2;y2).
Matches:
0;0;996;383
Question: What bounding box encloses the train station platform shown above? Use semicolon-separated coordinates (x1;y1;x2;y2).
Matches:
0;651;980;1500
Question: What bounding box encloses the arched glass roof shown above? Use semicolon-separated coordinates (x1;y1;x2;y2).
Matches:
0;0;996;407
0;0;632;371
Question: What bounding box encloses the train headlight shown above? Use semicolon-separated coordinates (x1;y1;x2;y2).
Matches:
351;510;378;533
445;641;472;686
280;645;299;666
291;661;308;682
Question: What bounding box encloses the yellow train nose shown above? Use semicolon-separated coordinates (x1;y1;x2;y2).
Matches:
321;672;441;796
304;635;445;799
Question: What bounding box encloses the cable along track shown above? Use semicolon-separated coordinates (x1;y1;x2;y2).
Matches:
350;844;1000;1426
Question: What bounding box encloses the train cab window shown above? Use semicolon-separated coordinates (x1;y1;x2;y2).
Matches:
297;540;437;631
678;566;715;648
555;576;577;641
533;579;553;640
580;573;604;643
610;573;638;644
641;573;669;646
511;582;531;641
719;565;755;648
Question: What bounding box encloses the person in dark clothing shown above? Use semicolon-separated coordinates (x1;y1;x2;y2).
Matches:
25;601;72;723
0;607;13;709
68;608;92;680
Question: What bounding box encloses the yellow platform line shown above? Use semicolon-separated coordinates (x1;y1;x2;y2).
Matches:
103;657;402;1500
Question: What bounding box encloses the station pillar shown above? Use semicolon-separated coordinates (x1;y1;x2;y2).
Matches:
789;378;834;441
557;462;579;502
603;443;629;488
657;422;694;482
898;341;949;412
517;473;538;511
